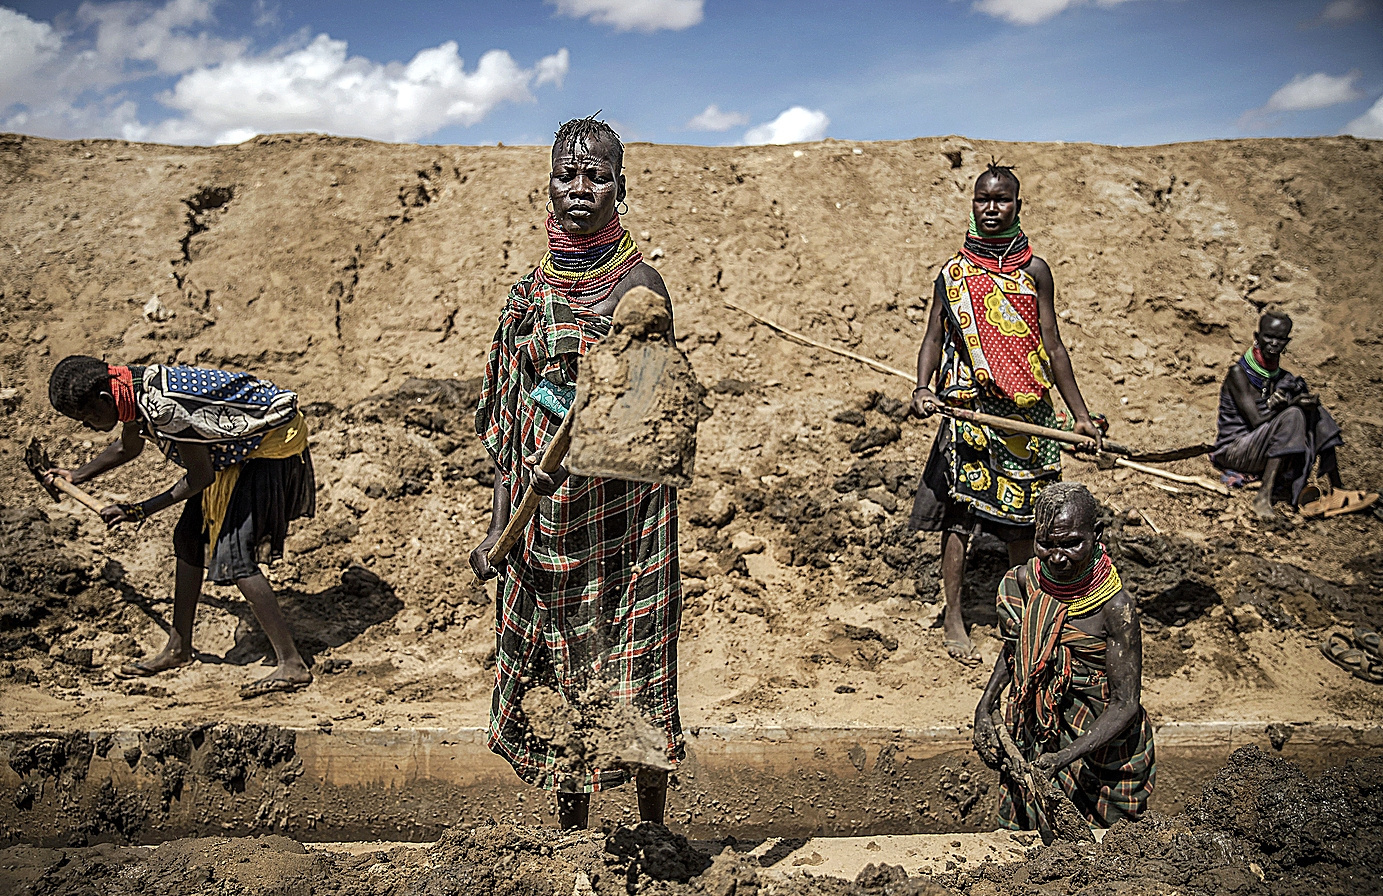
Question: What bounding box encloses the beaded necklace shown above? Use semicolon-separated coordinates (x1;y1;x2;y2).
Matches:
960;212;1033;274
537;213;642;304
1030;542;1123;618
108;365;137;423
1240;346;1282;396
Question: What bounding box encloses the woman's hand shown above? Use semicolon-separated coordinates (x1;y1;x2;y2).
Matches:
1032;751;1065;784
469;531;503;581
911;387;941;419
1072;417;1104;453
973;710;1002;769
526;452;569;496
42;467;76;487
98;503;132;529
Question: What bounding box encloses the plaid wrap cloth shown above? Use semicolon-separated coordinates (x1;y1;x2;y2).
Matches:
995;567;1156;830
476;270;684;793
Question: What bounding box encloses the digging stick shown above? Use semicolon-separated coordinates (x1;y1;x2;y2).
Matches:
486;406;576;567
989;709;1093;846
24;437;109;516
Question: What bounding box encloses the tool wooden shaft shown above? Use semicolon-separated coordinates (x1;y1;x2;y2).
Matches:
940;406;1096;448
53;477;108;515
486;406;576;567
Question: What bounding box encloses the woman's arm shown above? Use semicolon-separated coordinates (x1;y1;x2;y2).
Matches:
1031;259;1102;449
1033;590;1143;777
910;275;947;417
49;422;146;486
469;465;513;580
973;644;1014;768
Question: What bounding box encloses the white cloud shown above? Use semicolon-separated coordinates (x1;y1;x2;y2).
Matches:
972;0;1140;26
139;38;569;144
547;0;703;32
1344;95;1383;138
76;0;247;76
1319;0;1371;23
0;1;570;145
686;103;748;131
0;8;64;107
742;106;829;145
1264;71;1362;112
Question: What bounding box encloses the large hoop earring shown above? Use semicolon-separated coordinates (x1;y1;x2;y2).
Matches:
546;200;554;214
617;200;629;215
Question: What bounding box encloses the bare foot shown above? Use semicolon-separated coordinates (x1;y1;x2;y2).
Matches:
1253;499;1292;529
942;614;981;665
113;649;192;678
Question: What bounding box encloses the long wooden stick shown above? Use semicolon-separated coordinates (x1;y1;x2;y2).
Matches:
725;299;916;381
486;406;575;567
725;300;1225;494
990;709;1093;845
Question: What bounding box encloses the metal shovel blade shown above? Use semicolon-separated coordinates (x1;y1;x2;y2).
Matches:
568;286;710;489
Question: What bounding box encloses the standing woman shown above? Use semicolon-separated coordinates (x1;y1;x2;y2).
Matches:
44;356;316;697
470;117;684;829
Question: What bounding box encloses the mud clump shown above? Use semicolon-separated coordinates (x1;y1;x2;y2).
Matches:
520;684;673;787
570;285;710;489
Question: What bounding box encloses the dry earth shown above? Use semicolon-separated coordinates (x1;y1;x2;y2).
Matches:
0;132;1381;838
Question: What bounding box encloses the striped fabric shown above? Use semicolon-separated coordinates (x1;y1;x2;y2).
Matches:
476;270;684;793
995;567;1156;830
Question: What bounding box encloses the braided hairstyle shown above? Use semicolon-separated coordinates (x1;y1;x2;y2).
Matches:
1034;481;1098;537
977;157;1020;198
553;114;624;174
48;355;112;418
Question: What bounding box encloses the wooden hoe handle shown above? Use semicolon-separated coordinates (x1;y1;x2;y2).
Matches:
52;477;109;516
486;406;576;567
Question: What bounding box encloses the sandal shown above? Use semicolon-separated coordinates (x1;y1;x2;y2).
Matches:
1320;632;1366;674
944;637;983;667
1323;490;1380;519
112;658;191;679
1353;626;1382;661
239;676;312;699
1298;486;1325;518
1353;656;1383;685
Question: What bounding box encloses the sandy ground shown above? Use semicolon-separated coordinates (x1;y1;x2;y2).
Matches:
1;132;1380;746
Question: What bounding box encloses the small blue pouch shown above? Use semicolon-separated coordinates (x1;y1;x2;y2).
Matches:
530;378;575;418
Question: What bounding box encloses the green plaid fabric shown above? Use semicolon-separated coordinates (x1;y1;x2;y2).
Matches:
995;568;1156;829
476;271;684;793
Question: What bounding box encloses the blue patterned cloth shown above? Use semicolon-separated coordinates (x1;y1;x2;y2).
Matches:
134;364;298;472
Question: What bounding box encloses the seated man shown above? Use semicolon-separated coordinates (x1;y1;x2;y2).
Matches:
1212;310;1374;524
973;483;1154;831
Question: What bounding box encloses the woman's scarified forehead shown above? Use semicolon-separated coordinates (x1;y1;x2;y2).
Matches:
552;115;624;173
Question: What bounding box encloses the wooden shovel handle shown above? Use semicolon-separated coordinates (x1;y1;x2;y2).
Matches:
52;477;109;516
486;406;576;567
939;406;1101;449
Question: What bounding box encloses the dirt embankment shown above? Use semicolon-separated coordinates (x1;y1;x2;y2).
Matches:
1;747;1378;895
0;132;1380;753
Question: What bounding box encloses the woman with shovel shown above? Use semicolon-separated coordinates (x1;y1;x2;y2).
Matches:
469;116;683;829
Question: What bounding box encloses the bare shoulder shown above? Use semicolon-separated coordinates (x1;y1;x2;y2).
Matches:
1102;588;1140;635
1023;255;1053;285
614;262;669;301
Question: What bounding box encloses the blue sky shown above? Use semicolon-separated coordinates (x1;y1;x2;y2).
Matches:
2;0;1381;147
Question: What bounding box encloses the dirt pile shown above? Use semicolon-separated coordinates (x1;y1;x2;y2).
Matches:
947;745;1383;896
0;131;1379;762
2;748;1377;895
